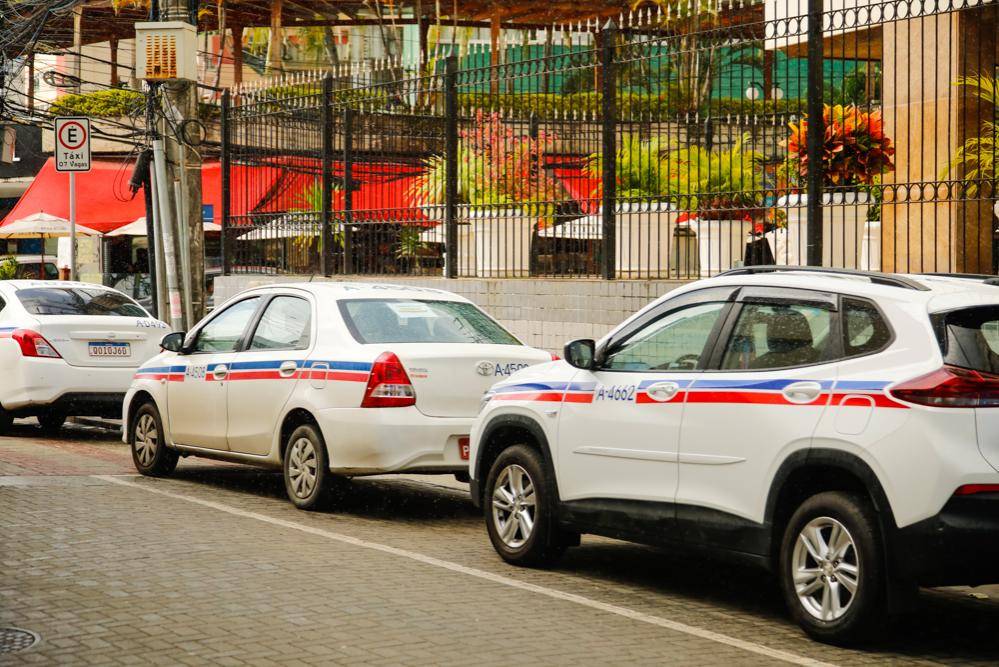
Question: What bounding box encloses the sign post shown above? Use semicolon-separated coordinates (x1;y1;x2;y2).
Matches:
54;117;92;281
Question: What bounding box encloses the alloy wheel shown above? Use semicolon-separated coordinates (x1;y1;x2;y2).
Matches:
133;413;158;467
288;437;319;499
792;516;860;621
491;464;536;549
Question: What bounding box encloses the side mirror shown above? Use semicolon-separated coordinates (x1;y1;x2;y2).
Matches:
160;331;186;353
563;339;596;370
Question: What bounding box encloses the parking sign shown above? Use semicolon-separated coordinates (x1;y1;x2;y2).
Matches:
54;117;91;172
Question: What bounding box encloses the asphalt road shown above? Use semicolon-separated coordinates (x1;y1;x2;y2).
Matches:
2;420;999;666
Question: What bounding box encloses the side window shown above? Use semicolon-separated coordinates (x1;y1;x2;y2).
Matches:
192;297;260;354
842;298;892;357
722;302;833;370
0;295;5;315
603;302;727;372
249;296;312;351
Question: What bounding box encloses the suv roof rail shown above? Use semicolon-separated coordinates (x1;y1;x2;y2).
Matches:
718;265;931;291
921;272;999;286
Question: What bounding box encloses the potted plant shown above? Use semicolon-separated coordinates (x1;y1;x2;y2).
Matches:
408;111;567;277
395;226;433;275
662;136;764;274
945;73;998;246
779;104;895;268
0;256;18;280
585;136;683;277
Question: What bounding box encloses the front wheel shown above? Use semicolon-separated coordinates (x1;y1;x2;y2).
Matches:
484;444;566;567
130;402;179;476
779;491;886;645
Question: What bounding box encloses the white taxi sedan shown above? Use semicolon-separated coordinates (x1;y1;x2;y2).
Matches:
123;282;554;509
0;280;167;431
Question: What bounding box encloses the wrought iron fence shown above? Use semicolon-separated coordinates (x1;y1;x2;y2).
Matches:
221;0;998;278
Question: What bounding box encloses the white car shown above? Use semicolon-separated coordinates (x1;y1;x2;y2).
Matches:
469;267;999;645
0;280;167;431
123;282;553;509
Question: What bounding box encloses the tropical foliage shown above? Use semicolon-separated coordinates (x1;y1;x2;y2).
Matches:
408;110;568;220
0;256;18;281
784;104;895;187
662;136;764;215
48;89;144;118
585;136;671;199
945;73;997;197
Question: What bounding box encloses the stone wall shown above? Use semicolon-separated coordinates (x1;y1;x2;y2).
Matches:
214;275;691;353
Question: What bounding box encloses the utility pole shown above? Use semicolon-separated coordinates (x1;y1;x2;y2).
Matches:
155;0;205;326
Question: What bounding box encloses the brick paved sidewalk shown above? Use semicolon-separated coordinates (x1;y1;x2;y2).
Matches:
2;431;999;666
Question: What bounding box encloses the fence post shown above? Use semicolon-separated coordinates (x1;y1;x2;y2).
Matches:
220;88;231;276
321;75;334;277
600;20;617;280
444;55;459;279
342;106;355;275
805;0;825;266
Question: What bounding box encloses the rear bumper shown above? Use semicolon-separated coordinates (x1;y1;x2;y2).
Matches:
893;494;999;586
315;406;472;474
1;358;135;416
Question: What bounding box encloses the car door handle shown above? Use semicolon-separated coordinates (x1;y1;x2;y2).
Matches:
211;364;228;381
782;381;823;404
645;381;680;402
279;361;299;378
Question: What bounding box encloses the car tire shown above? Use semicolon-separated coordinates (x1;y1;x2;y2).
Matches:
0;406;12;434
130;402;179;477
283;424;334;511
484;444;566;567
779;491;886;645
38;412;66;432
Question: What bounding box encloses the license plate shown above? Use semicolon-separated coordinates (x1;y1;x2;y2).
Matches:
88;342;131;357
459;436;470;461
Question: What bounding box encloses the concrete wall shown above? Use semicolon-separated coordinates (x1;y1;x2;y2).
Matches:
215;275;691;352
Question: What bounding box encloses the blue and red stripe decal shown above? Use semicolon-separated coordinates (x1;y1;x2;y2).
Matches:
0;327;15;339
489;378;906;408
134;359;373;383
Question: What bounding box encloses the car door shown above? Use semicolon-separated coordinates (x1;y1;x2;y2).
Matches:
556;287;737;508
226;293;314;456
167;296;262;449
676;287;839;549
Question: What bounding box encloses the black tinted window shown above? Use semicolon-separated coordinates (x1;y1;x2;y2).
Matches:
843;298;892;357
933;306;999;374
16;287;147;317
722;303;833;370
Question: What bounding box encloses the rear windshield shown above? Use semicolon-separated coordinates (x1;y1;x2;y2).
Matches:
340;299;520;345
933;306;999;373
16;287;147;317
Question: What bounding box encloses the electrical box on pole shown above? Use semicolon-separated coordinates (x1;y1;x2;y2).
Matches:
135;22;197;81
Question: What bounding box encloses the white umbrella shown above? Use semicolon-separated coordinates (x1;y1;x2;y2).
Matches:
236;217;332;241
0;212;101;238
105;216;222;237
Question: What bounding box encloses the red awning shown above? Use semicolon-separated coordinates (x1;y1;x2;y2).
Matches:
0;158;272;233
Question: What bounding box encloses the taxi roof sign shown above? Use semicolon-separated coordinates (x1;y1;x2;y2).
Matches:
54;117;91;173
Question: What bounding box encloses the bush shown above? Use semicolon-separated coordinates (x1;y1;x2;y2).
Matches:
457;90;802;120
49;89;145;117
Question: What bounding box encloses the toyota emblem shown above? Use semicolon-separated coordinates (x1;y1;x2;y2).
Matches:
475;361;495;377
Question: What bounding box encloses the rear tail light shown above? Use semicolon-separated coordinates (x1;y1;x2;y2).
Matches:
954;484;999;496
549;352;561;361
361;352;416;408
889;365;999;408
12;329;61;358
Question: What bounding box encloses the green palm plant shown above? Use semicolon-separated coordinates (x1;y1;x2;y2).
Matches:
662;136;764;216
946;73;998;198
585;136;672;199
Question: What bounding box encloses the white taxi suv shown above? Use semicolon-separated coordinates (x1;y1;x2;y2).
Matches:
0;280;167;431
123;282;553;509
469;266;999;645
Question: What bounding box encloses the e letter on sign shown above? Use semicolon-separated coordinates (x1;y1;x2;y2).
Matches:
54;117;92;173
